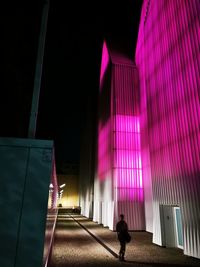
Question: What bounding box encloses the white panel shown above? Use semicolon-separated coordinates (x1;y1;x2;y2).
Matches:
143;157;153;233
152;202;162;246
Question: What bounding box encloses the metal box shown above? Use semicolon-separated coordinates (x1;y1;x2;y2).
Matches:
0;137;53;267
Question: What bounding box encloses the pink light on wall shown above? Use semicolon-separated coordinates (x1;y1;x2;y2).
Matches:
114;115;140;133
51;156;58;209
113;115;143;201
136;0;200;180
97;120;111;181
97;42;112;181
135;0;200;257
100;41;110;86
95;41;145;230
112;63;143;203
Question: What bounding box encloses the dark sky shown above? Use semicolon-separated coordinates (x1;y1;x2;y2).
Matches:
1;0;142;164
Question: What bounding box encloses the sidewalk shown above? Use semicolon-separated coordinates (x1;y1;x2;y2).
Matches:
49;214;200;267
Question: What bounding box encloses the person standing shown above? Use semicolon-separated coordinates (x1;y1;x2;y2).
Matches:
116;214;129;261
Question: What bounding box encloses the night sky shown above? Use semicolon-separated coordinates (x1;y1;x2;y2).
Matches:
1;0;142;164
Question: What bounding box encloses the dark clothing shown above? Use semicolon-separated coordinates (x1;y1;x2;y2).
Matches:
116;220;128;261
116;220;128;242
119;241;126;258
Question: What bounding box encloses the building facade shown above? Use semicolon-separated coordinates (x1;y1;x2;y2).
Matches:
80;0;200;259
57;162;79;208
135;0;200;259
93;41;145;230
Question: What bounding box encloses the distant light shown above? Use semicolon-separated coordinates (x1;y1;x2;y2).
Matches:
60;184;66;188
60;190;64;193
49;183;54;188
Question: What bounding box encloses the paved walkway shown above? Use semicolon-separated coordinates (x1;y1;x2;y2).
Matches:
49;214;200;267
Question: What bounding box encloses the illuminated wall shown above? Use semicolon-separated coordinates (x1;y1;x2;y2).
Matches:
94;41;145;230
135;0;200;258
43;155;58;267
57;174;79;207
79;96;96;219
48;156;58;209
94;41;113;227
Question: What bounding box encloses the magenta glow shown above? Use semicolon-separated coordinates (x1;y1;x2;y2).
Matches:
113;115;143;201
135;0;200;257
100;41;110;85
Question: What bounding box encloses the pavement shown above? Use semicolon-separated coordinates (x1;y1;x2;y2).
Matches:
49;213;200;267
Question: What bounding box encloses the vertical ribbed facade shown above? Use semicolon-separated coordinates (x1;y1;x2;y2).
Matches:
79;100;96;218
135;0;200;259
112;64;145;230
93;42;114;228
94;41;145;230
